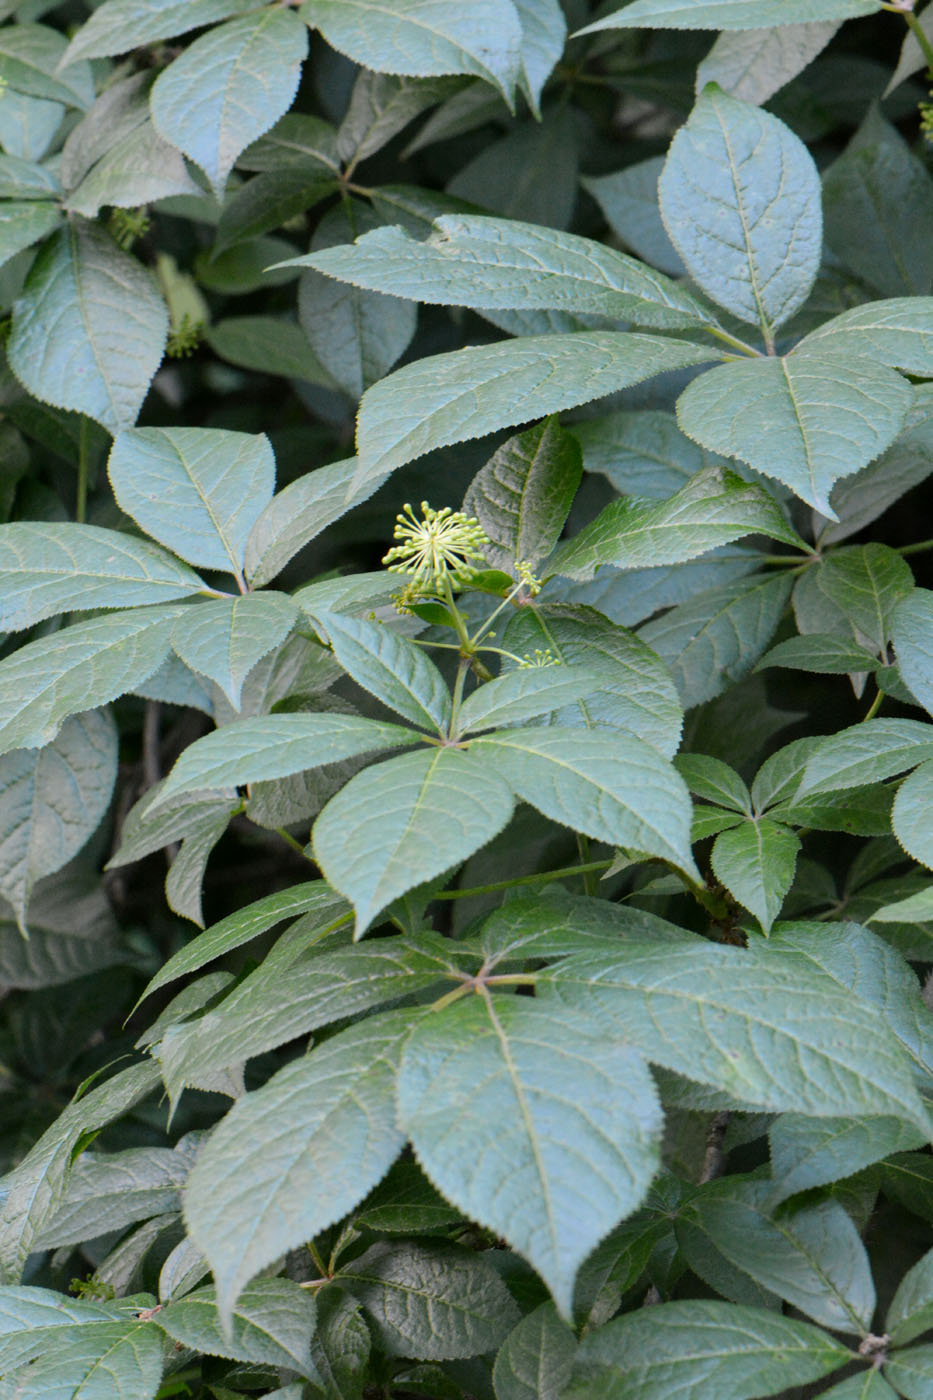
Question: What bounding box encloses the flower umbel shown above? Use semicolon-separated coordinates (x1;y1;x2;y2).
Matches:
383;502;490;601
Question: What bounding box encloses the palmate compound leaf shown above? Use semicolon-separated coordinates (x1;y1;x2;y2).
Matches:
169;593;299;711
0;522;208;632
0;708;118;934
575;0;879;33
312;746;515;936
0;606;185;757
155;1279;318;1379
108;428;276;579
677;349;914;516
149;713;416;810
469;728;700;880
398;993;663;1318
455;663;614;736
355;333;723;490
7;221;168;436
538;939;931;1133
710;818;800;934
182;1010;415;1326
658;86;821;334
150;8;309;199
308;610;452;734
297;0;523;105
279;215;718;331
563;1299;849;1400
546;465;806;580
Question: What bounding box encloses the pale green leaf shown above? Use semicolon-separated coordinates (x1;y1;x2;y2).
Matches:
471;727;699;878
8;222;168;436
798;298;933;378
65;119;202;218
0;522;207;631
888;1248;933;1346
183;1012;413;1322
157;1279;318;1378
817;543;913;653
207;315;335;385
769;1113;925;1206
757;633;881;674
493;1302;576;1400
514;0;565;115
0;606;183;756
570;407;725;498
885;1345;933;1399
676;754;750;812
548;466;804;580
308;610;451;733
212;167;338;257
676;351;913;515
0;872;121;992
576;0;878;33
298;0;523;104
0;1319;164;1400
894;759;933;870
337;71;460;167
695;22;838;105
820;389;933;546
0;1287;136;1365
478;892;695;963
108;427;276;579
869;888;933;925
0;154;59;199
314;746;514;934
399;995;662;1317
0;90;63;162
338;1237;519;1360
798;719;933;795
502;604;684;757
711;819;799;933
109;781;237;873
58;70;151;190
463;417;582;573
357;331;721;490
0;201;60;269
821;1375;897;1399
893;589;933;717
639;573;793;710
540;940;930;1130
150;9;308;198
285;215;716;330
170;594;298;711
63;0;259;63
680;1179;874;1332
659;87;820;333
564;1299;848;1400
236;111;340;173
582;158;684;278
457;664;611;736
0;24;93;108
32;1145;189;1251
152;712;414;809
0;709;117;933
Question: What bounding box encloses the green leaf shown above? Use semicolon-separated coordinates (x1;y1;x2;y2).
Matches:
355;1158;461;1235
0;24;93;108
471;728;698;878
8;222;168;436
313;747;515;935
0;1060;160;1281
237;111;340;173
501;604;684;758
286;215;716;331
711;819;799;933
151;9;308;199
893;589;933;718
212;167;338;257
676;351;913;515
157;1279;318;1379
893;759;933;870
152;713;414;808
888;1248;933;1347
823;108;933;298
479;892;695;963
463;417;582;574
885;1346;933;1399
108;428;276;580
576;0;879;32
298;0;523;104
65;119;202;218
0;871;121;991
757;633;881;674
798;719;933;795
563;1299;848;1400
207;315;335;385
548;466;804;580
492;1302;576;1400
798;298;933;378
308;610;451;733
356;333;721;485
816;543;913;653
659;86;820;333
677;755;750;812
679;1179;874;1333
571;407;728;498
0;155;59;200
63;0;258;63
183;1012;413;1323
540;940;930;1130
457;664;611;736
0;606;183;756
140;880;344;1001
0;1319;164;1400
0;1287;136;1366
32;1144;190;1251
0;709;117;934
399;994;662;1317
0;201;60;268
0;522;207;631
820;1376;897;1400
309;1287;370;1400
170;594;298;711
639;573;793;710
869;887;933;924
514;0;565;115
695;22;839;105
338;1237;519;1360
769;1113;925;1205
583;159;685;279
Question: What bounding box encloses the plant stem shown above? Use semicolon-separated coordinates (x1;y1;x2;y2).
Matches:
434;859;613;901
76;415;90;524
898;537;933;557
577;833;598;895
276;827;310;858
862;688;884;723
705;325;764;358
905;7;933;72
